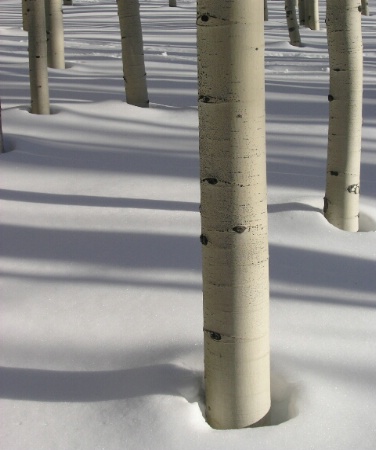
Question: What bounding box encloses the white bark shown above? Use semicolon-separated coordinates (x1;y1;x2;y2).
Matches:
45;0;65;69
117;0;149;108
169;0;177;7
22;0;29;31
298;0;306;26
361;0;369;15
306;0;320;30
28;0;50;114
324;0;363;231
0;98;4;154
197;0;270;429
285;0;301;47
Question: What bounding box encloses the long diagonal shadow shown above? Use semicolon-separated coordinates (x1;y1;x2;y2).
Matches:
0;188;199;212
0;365;203;403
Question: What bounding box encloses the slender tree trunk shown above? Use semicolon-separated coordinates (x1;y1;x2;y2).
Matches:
28;0;50;114
117;0;149;108
306;0;320;30
197;0;270;430
63;0;73;5
22;0;29;31
169;0;177;7
264;0;269;21
45;0;65;69
298;0;306;26
361;0;369;15
324;0;363;231
285;0;301;46
0;98;4;154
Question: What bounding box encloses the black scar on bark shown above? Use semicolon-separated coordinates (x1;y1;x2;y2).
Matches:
209;332;221;341
330;171;339;176
200;234;208;245
203;177;218;185
328;94;334;101
233;226;246;233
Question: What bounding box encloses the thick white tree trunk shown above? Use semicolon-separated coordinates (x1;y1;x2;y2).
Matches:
197;0;270;429
324;0;363;231
45;0;65;69
117;0;149;107
285;0;301;47
361;0;369;15
169;0;177;7
28;0;50;114
22;0;29;31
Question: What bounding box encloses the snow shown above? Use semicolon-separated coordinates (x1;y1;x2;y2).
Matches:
1;1;375;449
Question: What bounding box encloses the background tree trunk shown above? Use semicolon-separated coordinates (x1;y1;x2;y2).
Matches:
324;0;363;231
63;0;73;5
169;0;177;7
361;0;369;15
22;0;29;31
28;0;50;114
264;0;269;21
298;0;306;26
45;0;65;69
197;0;270;429
306;0;320;30
117;0;149;107
285;0;301;46
0;98;4;154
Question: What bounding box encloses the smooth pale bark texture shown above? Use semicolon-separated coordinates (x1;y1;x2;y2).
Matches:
169;0;177;7
306;0;320;30
285;0;301;47
197;0;270;430
324;0;363;231
45;0;65;69
0;98;4;154
117;0;149;107
22;0;29;31
298;0;306;26
28;0;50;114
361;0;369;15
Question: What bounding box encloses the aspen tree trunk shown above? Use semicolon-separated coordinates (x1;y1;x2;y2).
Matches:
0;98;4;154
45;0;65;69
298;0;306;26
285;0;301;46
117;0;149;108
169;0;177;7
28;0;50;114
22;0;29;31
361;0;369;15
306;0;320;30
324;0;363;231
197;0;270;430
264;0;269;21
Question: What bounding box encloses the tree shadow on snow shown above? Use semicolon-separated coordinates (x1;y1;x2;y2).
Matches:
0;188;199;212
0;364;202;403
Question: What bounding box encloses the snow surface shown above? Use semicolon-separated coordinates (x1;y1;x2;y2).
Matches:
1;1;376;449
